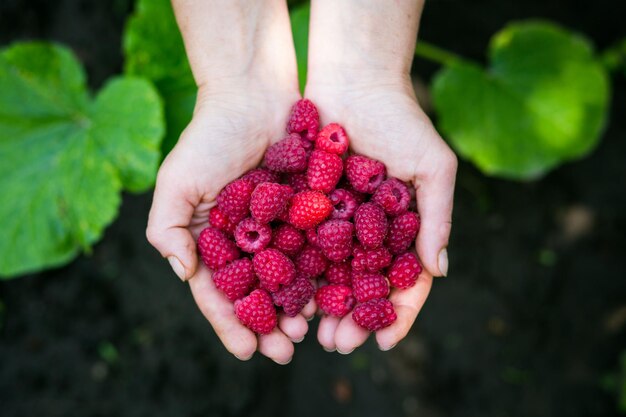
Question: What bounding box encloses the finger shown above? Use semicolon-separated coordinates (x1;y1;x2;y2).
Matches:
317;315;340;352
301;298;317;320
375;270;433;350
334;315;370;354
258;328;295;365
189;266;257;360
278;314;309;342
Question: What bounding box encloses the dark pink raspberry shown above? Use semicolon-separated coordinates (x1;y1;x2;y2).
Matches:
345;155;386;193
315;284;356;317
305;228;319;247
328;188;358;221
234;289;277;334
372;178;411;216
386;211;420;254
264;134;308;173
242;168;280;187
295;244;328;278
351;244;392;272
250;182;293;224
352;298;397;331
197;227;240;271
388;252;423;289
307;150;343;193
352;272;390;303
325;261;352;286
270;224;305;257
253;248;296;292
345;185;367;205
288;191;333;230
315;123;349;155
216;179;254;223
317;220;354;262
286;172;309;193
287;99;320;142
208;206;236;235
234;218;272;253
213;258;257;301
272;274;315;317
354;203;388;249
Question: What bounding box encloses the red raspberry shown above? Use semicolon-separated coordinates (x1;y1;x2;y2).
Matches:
351;244;392;272
345;185;367;205
315;284;356;317
315;123;349;155
307;150;343;193
213;258;257;301
234;289;277;334
372;178;411;216
354;203;388;249
241;168;280;187
317;220;354;262
352;298;397;331
328;188;358;221
253;248;296;292
288;191;333;229
216;179;254;223
295;244;328;277
287;99;320;142
264;134;308;173
305;228;319;247
250;182;293;224
286;172;309;193
208;206;236;235
345;155;386;193
325;261;352;286
388;252;423;289
352;272;390;303
272;274;315;317
234;217;272;253
197;227;240;271
386;211;420;254
270;224;305;257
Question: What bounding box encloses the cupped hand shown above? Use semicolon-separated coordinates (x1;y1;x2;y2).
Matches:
306;76;457;353
146;84;314;363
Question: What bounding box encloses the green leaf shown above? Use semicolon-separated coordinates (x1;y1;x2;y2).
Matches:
290;2;310;93
0;42;164;278
432;21;610;179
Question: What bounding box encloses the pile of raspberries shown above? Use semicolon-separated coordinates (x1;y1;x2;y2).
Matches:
197;99;422;336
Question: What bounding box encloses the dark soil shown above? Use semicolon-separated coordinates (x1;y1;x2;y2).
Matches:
1;1;625;416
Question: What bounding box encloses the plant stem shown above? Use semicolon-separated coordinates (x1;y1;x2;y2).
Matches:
414;41;462;66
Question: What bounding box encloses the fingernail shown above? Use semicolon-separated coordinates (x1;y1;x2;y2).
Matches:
292;336;305;343
234;353;253;361
336;347;354;355
438;248;448;277
323;346;336;353
168;256;186;281
379;343;397;352
306;315;314;322
274;357;292;365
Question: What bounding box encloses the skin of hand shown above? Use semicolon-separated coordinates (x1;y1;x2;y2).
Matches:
146;0;310;364
306;0;458;353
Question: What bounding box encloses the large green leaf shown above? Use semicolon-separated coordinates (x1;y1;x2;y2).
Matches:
290;2;310;93
432;21;610;179
0;42;164;278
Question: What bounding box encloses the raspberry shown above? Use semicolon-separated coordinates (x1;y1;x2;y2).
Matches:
345;155;386;193
295;244;328;277
253;248;296;292
208;206;236;235
250;182;293;224
286;172;309;193
287;99;320;142
328;188;358;221
234;218;272;253
307;150;343;193
372;178;411;216
242;168;280;187
351;244;392;272
197;227;240;271
288;191;333;229
216;179;255;223
315;284;356;317
325;261;352;286
388;252;423;289
272;274;315;317
264;134;308;173
270;224;305;257
315;123;349;155
354;203;388;249
352;298;397;331
345;185;367;205
317;220;354;262
305;228;319;247
234;289;277;334
352;272;390;303
213;258;257;301
386;211;420;254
